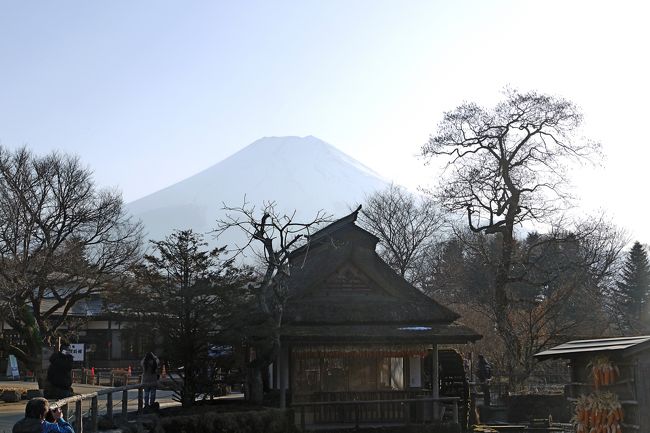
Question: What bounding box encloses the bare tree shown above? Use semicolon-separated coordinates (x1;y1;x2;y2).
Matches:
358;184;445;286
422;88;608;374
215;200;330;404
429;217;624;381
0;146;142;384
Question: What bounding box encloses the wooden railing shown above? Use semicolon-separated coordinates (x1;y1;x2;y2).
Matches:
52;383;146;433
292;396;460;431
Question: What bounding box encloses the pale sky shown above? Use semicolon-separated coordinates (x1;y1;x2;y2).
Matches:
1;1;649;244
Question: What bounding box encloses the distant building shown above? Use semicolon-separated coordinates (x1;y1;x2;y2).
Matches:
1;296;150;370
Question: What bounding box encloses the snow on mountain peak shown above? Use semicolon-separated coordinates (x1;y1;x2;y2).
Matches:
127;136;390;248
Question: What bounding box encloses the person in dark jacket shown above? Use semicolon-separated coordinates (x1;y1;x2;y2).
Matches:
12;397;74;433
141;352;159;408
476;354;492;406
44;347;74;399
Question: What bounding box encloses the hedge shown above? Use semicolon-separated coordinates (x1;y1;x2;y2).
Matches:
125;408;460;433
314;424;461;433
503;394;571;423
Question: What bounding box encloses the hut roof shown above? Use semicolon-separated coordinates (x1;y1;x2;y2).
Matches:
535;335;650;360
281;206;479;343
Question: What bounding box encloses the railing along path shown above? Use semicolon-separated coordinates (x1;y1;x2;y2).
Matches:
292;396;460;431
52;383;147;433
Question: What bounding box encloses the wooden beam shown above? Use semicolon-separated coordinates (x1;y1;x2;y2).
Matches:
431;344;439;420
279;343;287;409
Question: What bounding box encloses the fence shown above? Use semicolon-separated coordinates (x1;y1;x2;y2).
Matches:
52;383;147;433
292;396;460;431
71;369;142;386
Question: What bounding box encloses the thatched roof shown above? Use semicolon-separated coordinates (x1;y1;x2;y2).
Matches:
281;207;480;343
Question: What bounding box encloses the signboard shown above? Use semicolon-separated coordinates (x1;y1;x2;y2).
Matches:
68;343;85;362
6;354;19;379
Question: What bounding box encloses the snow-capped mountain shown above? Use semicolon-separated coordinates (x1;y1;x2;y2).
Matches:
127;136;390;250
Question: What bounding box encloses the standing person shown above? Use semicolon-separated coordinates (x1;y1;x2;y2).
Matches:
476;354;492;406
44;346;74;399
12;398;74;433
141;352;159;408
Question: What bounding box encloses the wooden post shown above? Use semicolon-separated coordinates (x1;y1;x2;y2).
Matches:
278;343;287;409
278;344;289;409
122;389;128;420
431;344;439;420
452;400;459;424
137;387;144;414
106;392;113;424
300;406;306;432
91;396;98;432
74;399;82;433
403;401;410;425
355;403;360;429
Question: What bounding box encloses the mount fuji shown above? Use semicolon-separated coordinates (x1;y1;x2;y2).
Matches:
127;136;390;249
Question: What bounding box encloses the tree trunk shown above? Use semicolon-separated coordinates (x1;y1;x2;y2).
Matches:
247;366;264;404
494;225;523;385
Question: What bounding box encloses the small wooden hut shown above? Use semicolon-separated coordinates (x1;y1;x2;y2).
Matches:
270;207;480;425
535;335;650;433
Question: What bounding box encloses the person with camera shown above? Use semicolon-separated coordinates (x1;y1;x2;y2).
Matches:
141;351;160;409
12;397;74;433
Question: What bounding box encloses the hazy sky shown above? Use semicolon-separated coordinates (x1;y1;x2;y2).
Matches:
1;1;649;243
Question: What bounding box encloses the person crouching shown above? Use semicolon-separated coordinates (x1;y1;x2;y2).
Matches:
13;397;74;433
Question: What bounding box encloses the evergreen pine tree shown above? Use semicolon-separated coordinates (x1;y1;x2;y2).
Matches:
615;241;650;331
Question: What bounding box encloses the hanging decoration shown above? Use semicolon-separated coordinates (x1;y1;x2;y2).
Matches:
588;356;619;388
573;391;623;433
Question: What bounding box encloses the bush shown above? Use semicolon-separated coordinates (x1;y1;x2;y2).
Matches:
26;389;44;399
1;389;23;403
503;394;571;423
154;408;297;433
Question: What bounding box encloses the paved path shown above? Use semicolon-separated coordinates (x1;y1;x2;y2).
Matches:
0;381;179;433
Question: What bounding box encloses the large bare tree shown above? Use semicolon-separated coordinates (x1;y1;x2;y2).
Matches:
358;184;445;287
0;147;142;384
215;200;329;404
422;88;611;375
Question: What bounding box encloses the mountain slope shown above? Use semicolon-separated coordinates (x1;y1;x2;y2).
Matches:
127;136;390;248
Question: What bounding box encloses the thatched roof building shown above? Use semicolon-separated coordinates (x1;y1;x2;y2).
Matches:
271;206;480;424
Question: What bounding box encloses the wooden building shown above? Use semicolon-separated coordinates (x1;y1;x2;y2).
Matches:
270;208;480;424
535;335;650;433
1;296;153;371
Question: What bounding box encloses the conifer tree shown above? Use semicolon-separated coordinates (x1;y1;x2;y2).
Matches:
615;241;650;331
